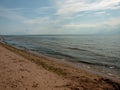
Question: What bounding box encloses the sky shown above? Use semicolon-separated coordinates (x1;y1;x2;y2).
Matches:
0;0;120;35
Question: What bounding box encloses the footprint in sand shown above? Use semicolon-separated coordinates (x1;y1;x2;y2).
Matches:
12;58;16;60
4;79;20;88
21;76;24;79
32;82;39;88
19;68;30;73
13;59;26;64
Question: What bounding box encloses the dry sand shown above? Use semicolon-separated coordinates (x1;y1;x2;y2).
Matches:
0;42;120;90
0;43;69;90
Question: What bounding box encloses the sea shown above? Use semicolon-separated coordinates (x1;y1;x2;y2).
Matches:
1;35;120;78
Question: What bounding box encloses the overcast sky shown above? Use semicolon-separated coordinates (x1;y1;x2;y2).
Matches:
0;0;120;35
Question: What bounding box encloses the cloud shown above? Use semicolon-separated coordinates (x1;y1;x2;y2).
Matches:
63;18;120;29
63;23;99;28
35;6;55;15
0;1;120;35
23;17;51;24
52;0;120;16
104;18;120;28
0;7;26;21
95;11;106;15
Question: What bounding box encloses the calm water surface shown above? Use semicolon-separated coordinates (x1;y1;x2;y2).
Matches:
1;35;120;78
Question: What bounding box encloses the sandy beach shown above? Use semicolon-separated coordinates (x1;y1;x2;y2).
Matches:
0;42;120;90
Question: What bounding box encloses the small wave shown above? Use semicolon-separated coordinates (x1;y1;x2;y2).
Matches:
68;47;102;56
68;47;120;61
47;51;76;59
70;60;120;69
68;47;87;51
30;46;76;59
68;47;103;56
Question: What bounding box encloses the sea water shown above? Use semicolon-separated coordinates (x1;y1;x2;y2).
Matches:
1;35;120;78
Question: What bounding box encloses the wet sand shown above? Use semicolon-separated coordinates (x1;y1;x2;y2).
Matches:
0;42;120;90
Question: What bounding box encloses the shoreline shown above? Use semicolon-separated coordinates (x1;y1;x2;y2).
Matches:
0;41;120;90
1;36;120;80
2;41;120;81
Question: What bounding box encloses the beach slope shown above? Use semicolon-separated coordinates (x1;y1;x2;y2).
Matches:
0;42;120;90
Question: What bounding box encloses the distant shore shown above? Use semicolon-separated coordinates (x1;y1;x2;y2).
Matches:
0;41;120;90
